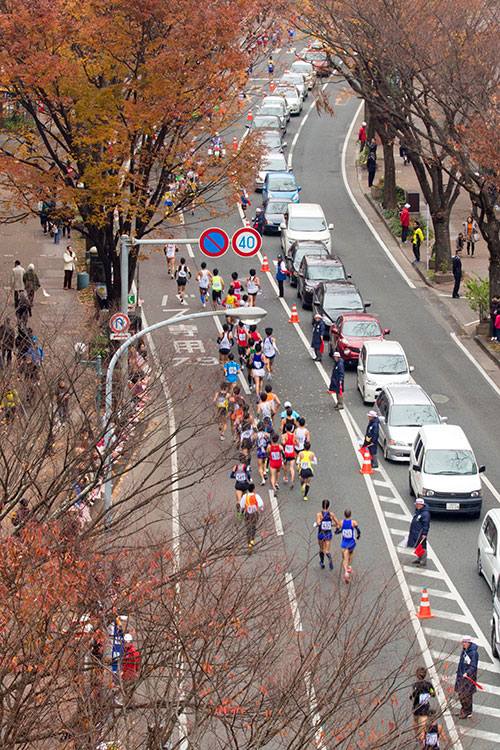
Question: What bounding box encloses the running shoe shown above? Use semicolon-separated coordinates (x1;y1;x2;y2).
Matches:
274;482;279;491
283;477;288;483
260;479;266;485
320;561;325;569
329;559;333;570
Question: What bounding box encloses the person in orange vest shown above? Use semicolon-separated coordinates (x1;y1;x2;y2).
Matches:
239;483;264;551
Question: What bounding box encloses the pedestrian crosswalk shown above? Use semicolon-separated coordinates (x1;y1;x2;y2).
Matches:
372;468;500;747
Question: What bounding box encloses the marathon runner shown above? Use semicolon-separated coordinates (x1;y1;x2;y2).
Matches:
245;269;261;307
224;353;241;392
163;242;177;278
262;328;279;380
281;405;298;435
239;483;264;552
217;323;233;368
336;508;361;583
264;383;281;417
174;257;191;305
315;499;340;570
297;441;317;499
211;268;224;310
213;382;229;440
223;286;238;328
281;424;296;487
257;392;274;422
235;320;249;366
255;421;270;485
294;416;310;454
231;456;252;514
248;341;266;400
267;433;284;494
195;262;212;307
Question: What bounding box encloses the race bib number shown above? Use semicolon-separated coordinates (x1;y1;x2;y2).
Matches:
419;692;430;705
425;733;438;746
321;521;332;531
343;529;353;539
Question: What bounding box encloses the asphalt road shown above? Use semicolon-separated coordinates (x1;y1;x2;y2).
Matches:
138;53;500;747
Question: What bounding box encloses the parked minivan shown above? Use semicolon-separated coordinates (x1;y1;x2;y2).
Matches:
280;203;333;254
376;384;444;461
477;508;500;597
357;340;413;404
408;424;485;517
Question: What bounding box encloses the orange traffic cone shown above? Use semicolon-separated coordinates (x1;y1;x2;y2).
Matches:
245;218;251;227
359;447;374;475
261;255;270;272
270;80;275;92
247;109;253;121
232;136;238;150
416;587;435;620
289;304;299;324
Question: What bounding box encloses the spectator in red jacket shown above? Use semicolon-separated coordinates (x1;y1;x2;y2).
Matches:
400;203;411;243
358;121;367;153
121;634;140;696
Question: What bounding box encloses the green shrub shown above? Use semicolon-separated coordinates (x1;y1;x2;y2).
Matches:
465;273;490;321
383;208;396;219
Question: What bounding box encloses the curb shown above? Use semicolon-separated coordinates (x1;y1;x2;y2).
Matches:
473;335;500;368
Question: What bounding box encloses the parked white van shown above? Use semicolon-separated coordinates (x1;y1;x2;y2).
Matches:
280;203;333;254
356;340;413;404
409;424;485;517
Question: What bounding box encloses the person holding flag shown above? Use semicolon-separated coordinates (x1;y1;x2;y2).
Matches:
327;351;344;409
455;636;480;719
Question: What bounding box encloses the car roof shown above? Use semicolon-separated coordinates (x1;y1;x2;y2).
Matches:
417;424;470;449
303;255;342;266
290;240;329;250
340;312;379;322
381;384;434;406
287;202;325;217
363;339;405;354
321;280;360;292
267;171;296;179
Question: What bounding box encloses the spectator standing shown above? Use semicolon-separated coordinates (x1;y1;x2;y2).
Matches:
362;410;379;468
23;264;41;312
452;248;462;299
366;150;376;188
411;221;424;263
120;633;140;702
11;260;25;308
0;318;15;367
358;121;367;152
276;254;288;298
462;215;478;257
407;498;430;567
63;245;77;290
368;137;377;155
327;351;345;409
491;294;500;340
455;636;479;719
15;291;31;329
310;313;325;362
60;203;75;238
252;207;265;235
400;203;410;243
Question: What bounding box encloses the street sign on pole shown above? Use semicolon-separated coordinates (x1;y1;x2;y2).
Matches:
109;312;130;334
231;227;262;257
198;227;230;258
127;293;136;310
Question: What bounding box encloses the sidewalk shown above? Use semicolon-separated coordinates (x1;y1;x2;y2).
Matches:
352;115;500;368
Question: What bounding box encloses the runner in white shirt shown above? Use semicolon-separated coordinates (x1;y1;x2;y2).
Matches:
239;483;264;551
163;243;177;278
262;327;279;380
195;262;213;307
245;268;261;307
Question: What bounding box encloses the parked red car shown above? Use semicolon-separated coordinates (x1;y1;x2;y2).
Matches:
329;313;390;362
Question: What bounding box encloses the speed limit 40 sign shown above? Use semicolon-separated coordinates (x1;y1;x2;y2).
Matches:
231;227;262;258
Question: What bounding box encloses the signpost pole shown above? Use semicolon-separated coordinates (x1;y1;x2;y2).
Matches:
120;234;131;315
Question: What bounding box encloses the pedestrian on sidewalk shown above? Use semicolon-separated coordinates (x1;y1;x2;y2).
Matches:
0;318;15;367
327;351;344;409
456;232;465;252
15;291;31;329
462;216;479;257
311;312;325;361
411;221;424;263
452;248;463;298
491;294;500;340
368;137;377;156
10;260;25;308
120;633;140;702
454;636;479;719
60;203;74;238
63;245;77;289
400;203;410;243
366;150;376;188
407;498;430;567
276;254;288;298
358;121;367;152
362;410;379;468
23;264;41;311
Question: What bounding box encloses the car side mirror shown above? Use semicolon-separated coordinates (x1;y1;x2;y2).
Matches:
297;186;302;191
378;414;385;422
409;365;415;372
328;223;334;229
279;222;286;230
347;274;352;279
357;363;364;372
440;416;448;423
412;464;421;472
384;328;390;335
365;301;371;308
331;327;338;335
479;465;486;473
282;142;288;147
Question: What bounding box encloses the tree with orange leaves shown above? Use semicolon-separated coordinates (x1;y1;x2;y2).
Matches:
0;0;262;302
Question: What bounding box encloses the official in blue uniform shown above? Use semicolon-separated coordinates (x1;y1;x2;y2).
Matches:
455;636;479;719
328;351;345;409
311;313;325;361
363;410;380;467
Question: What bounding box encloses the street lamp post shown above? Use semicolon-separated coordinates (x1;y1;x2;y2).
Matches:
103;306;267;529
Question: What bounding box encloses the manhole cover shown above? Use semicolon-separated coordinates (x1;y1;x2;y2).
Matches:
431;393;449;404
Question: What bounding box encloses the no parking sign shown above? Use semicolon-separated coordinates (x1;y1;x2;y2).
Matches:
231;227;262;258
198;227;230;258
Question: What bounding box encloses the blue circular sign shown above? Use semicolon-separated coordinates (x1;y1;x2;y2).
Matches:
198;227;230;258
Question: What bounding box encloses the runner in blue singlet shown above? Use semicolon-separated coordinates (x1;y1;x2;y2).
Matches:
315;499;340;570
337;508;361;583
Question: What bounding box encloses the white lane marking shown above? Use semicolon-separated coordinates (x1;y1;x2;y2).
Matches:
466;728;500;743
464;318;480;326
268;489;284;536
466;704;500;719
483;475;500;506
431;609;475;624
141;309;189;750
342;101;416;289
287;83;326;170
450;332;500;399
285;572;302;632
162;294;168;307
411;586;456;600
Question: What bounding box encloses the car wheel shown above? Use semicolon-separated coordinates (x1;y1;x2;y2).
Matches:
409;474;415;497
492;624;499;659
301;297;308;309
477;550;483;577
383;441;389;461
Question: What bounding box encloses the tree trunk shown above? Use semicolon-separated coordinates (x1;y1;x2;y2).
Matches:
470;192;500;298
431;214;452;272
381;137;397;210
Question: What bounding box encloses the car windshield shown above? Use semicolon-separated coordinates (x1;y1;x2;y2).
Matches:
289;217;327;231
423;449;477;475
254;116;280;128
367;354;408;375
388;404;440;427
261;133;282;149
292;62;313;73
307;265;345;280
282;74;304;86
268;176;297;191
342;320;381;337
294;247;328;267
266;201;289;214
306;51;328;61
262;155;287;171
324;291;362;310
260;106;283;118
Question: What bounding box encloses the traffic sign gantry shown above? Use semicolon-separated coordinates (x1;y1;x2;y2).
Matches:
198;227;230;258
231;227;262;258
109;312;130;334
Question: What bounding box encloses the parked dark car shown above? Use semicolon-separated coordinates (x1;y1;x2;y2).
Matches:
285;240;329;286
311;280;371;336
297;255;350;308
263;198;293;234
